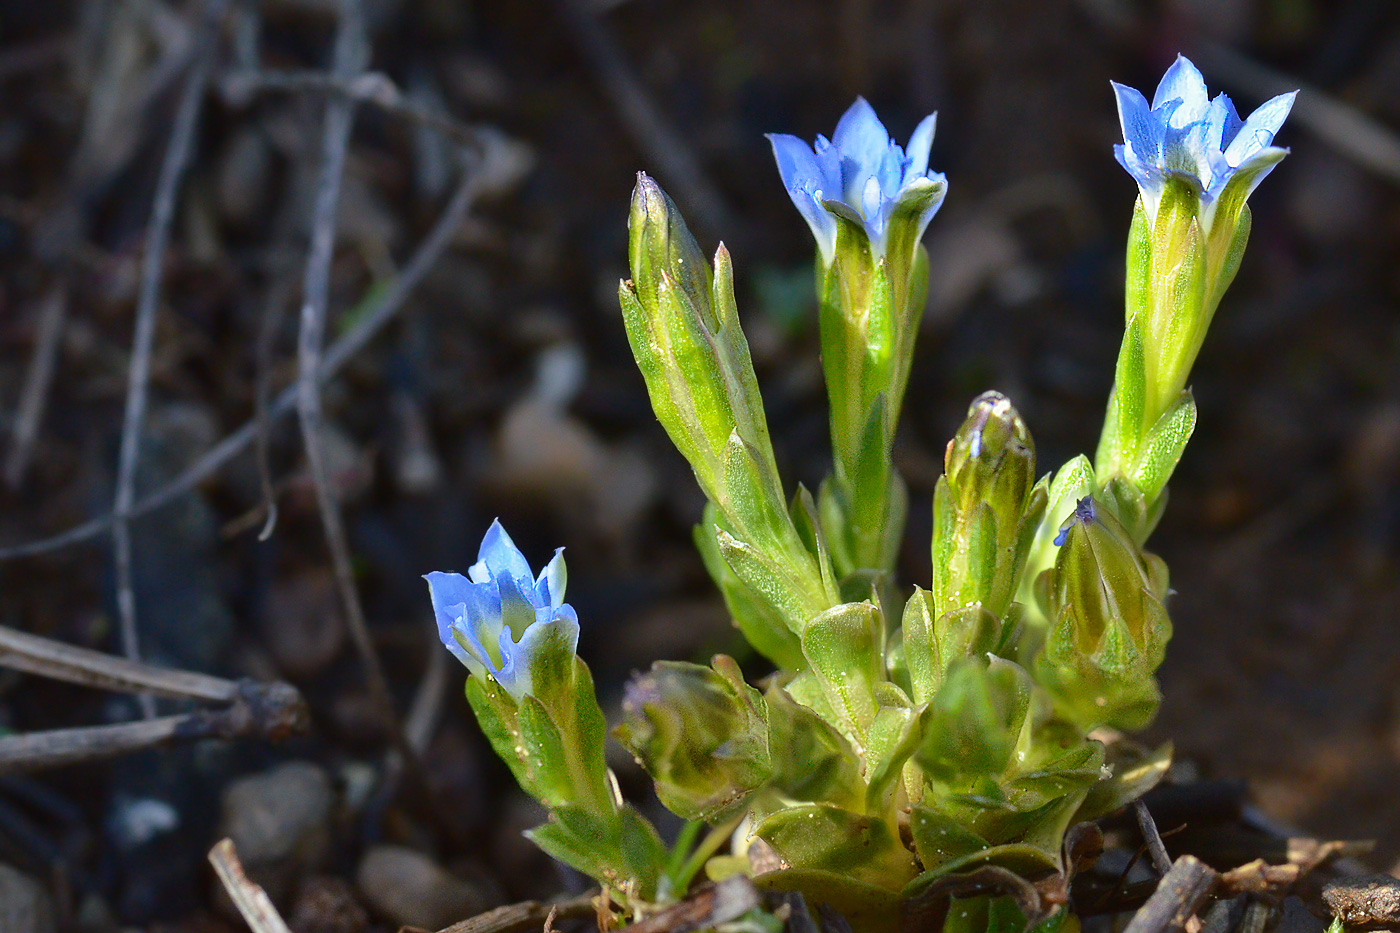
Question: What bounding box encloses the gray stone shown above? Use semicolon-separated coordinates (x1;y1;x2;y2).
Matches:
355;845;490;930
219;761;334;903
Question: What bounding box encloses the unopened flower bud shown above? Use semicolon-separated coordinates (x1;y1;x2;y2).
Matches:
614;656;771;822
1035;496;1172;730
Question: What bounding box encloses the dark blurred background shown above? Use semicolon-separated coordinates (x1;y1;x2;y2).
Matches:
1;0;1399;927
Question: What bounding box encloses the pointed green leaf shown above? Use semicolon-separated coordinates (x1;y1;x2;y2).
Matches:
800;602;886;741
754;803;917;889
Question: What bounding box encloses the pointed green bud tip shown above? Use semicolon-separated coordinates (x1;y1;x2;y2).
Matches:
1052;496;1098;548
613;657;770;822
945;391;1036;513
628;172;714;327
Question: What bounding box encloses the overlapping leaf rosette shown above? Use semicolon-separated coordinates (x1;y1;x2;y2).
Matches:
425;57;1295;931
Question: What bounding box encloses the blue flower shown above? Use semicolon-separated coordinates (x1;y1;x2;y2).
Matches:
1113;55;1296;233
425;520;578;700
768;98;947;263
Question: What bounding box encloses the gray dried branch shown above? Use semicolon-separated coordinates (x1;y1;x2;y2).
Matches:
432;892;596;933
0;623;235;701
112;0;232;720
1134;799;1175;876
0;681;307;773
294;0;400;740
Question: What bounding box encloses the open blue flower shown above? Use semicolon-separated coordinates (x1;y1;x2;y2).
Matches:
768;98;947;263
425;520;578;700
1113;55;1296;233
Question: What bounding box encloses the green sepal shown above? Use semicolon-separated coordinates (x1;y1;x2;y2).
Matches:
1018;456;1096;627
1130;390;1196;506
901;587;940;705
800;601;886;742
763;681;865;812
900;593;1000;707
515;696;576;810
695;506;806;670
790;484;842;605
754;803;918;889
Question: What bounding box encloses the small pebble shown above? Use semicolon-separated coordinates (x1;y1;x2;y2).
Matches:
355;845;490;930
218;762;334;903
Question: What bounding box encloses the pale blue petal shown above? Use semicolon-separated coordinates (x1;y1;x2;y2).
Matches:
1223;91;1296;166
904;112;938;179
1153;55;1209;125
497;572;538;639
831;97;891;177
1112;82;1161;162
471;519;532;584
535;547;567;610
1203;93;1242;154
768;133;839;259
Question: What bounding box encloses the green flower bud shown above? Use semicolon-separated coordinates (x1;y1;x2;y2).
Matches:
931;392;1048;621
614;655;770;822
1034;496;1172;730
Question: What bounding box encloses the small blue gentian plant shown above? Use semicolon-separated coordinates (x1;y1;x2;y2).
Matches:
428;56;1296;931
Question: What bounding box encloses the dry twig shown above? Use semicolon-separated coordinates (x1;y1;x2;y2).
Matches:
0;623;308;773
0;623;236;701
111;0;231;719
220;68;482;151
1134;799;1175;876
552;0;731;238
0;146;499;563
1122;856;1218;933
4;287;69;489
431;893;596;933
294;0;401;742
0;683;307;773
209;839;295;933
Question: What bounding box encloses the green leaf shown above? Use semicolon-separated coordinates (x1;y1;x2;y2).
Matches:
764;682;865;812
902;587;941;705
718;529;822;638
754;803;918;889
916;657;1031;784
863;702;927;815
1076;740;1172;821
800;602;886;741
908;804;989;872
751;869;901;933
695;507;805;670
